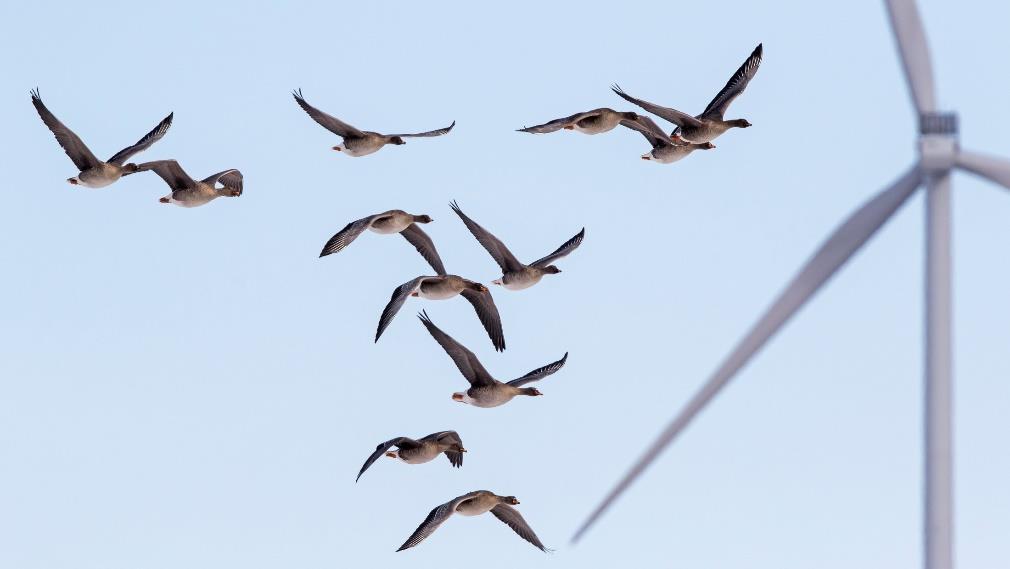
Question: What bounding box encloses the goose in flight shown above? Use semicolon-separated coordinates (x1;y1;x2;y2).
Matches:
319;209;445;274
611;43;763;144
292;89;454;157
419;311;566;407
397;490;548;552
31;89;173;188
356;430;465;482
518;108;640;135
450;201;583;291
376;277;505;352
134;160;242;207
620;115;716;163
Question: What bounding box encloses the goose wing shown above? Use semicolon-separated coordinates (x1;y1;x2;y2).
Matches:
516;110;598;134
490;504;549;552
428;430;464;468
355;436;418;482
319;214;379;257
375;277;426;343
508;352;568;387
31;89;101;171
417;311;494;387
201;169;242;190
388;121;455;138
700;43;763;121
450;201;524;274
292;88;364;138
611;84;704;129
396;491;484;552
460;287;506;352
400;224;447;275
530;228;585;268
107;112;174;165
619;115;677;148
135;160;197;190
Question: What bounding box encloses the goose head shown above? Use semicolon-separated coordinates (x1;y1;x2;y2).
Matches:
390;136;406;145
541;265;561;275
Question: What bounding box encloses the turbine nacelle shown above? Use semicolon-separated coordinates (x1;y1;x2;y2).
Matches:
919;111;959;173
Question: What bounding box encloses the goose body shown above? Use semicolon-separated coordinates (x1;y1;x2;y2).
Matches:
73;163;124;188
418;311;567;408
134;160;243;208
611;44;763;144
292;89;454;157
30;89;173;188
334;135;391;158
397;490;547;552
494;266;553;291
356;431;464;482
450;201;583;292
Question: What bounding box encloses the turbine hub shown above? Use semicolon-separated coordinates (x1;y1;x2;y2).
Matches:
918;112;958;174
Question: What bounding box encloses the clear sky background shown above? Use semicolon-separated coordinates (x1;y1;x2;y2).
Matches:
1;1;1008;567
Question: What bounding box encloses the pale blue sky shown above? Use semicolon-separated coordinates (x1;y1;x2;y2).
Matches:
1;1;1008;567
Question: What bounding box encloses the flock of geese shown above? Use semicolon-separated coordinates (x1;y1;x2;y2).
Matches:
30;42;763;553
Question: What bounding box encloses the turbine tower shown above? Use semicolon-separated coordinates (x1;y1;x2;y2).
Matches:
572;2;1010;567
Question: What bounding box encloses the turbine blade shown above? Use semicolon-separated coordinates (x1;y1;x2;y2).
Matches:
884;0;937;114
571;165;923;544
956;149;1010;191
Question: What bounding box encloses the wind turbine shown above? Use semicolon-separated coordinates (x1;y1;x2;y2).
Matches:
571;1;1010;567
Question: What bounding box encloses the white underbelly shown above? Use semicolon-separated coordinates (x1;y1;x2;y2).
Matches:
341;142;384;157
502;279;537;291
653;151;688;164
398;454;436;465
80;178;115;188
369;222;410;234
418;289;459;301
574;123;617;135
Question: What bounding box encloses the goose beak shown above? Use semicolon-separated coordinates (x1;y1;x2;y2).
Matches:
459;448;467;453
